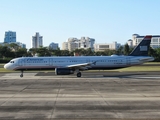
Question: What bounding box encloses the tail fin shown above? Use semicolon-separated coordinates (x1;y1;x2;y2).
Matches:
129;35;152;56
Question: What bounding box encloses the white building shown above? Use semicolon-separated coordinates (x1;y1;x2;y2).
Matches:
62;37;95;51
49;42;59;50
68;41;79;51
4;31;16;43
94;42;121;51
62;42;68;50
132;34;160;48
127;39;133;48
79;37;95;50
32;32;43;48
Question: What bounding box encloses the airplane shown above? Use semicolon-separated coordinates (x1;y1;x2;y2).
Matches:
4;35;154;78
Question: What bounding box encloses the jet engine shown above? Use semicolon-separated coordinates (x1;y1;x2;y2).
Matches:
55;68;74;75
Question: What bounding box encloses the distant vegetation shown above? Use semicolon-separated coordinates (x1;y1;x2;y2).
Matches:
0;43;160;63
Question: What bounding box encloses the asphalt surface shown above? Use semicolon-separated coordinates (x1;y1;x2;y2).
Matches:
0;72;160;120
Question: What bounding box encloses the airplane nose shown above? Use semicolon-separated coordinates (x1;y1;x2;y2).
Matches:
4;64;8;69
4;63;10;70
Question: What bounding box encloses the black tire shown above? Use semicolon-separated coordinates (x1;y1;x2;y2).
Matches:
77;72;81;77
20;74;23;78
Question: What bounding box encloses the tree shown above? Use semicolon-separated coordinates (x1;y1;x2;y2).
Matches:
124;43;130;55
154;48;160;61
0;45;13;58
28;48;38;56
116;46;124;55
9;43;20;52
85;48;94;56
36;47;51;56
104;49;116;56
60;50;70;56
16;48;28;57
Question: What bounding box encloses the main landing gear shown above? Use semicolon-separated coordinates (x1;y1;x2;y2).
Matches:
75;69;82;77
20;70;23;78
76;72;81;77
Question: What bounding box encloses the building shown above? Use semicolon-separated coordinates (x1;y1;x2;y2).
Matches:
79;37;95;50
127;39;133;48
94;42;121;52
0;42;26;49
4;31;16;43
15;42;26;48
132;34;160;48
62;42;68;50
68;41;79;51
49;42;59;50
3;31;26;48
31;32;43;48
62;37;95;51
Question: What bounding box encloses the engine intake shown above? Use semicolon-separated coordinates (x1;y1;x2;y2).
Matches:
55;68;74;75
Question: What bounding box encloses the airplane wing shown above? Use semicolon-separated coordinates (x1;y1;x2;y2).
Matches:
66;61;96;70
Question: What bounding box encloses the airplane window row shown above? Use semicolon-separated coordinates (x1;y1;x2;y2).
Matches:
26;61;48;63
10;61;14;63
52;60;96;63
108;60;122;62
53;61;84;62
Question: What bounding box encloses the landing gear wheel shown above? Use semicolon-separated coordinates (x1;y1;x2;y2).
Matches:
20;70;23;78
20;74;23;78
77;72;81;77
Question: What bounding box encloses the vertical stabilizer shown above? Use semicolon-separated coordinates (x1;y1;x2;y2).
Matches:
129;35;152;56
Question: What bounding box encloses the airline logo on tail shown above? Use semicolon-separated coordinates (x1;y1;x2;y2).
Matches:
140;46;147;51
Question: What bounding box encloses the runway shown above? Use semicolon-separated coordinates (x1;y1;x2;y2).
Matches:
0;72;160;120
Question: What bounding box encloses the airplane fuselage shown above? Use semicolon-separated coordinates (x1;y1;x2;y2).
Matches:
4;56;154;71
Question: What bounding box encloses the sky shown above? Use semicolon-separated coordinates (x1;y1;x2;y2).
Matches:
0;0;160;49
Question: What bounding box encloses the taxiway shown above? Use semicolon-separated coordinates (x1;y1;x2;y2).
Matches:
0;72;160;120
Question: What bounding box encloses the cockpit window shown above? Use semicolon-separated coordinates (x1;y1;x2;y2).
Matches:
10;61;14;63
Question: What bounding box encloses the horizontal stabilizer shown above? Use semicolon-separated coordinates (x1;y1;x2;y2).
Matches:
139;57;154;62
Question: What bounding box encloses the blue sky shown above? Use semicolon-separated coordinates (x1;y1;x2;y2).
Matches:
0;0;160;49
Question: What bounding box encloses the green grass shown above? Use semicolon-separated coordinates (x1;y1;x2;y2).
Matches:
111;66;160;72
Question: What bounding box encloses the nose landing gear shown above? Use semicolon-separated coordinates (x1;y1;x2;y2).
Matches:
20;70;23;78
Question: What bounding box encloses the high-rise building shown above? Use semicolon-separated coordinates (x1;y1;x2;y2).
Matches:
49;42;59;50
31;32;43;48
4;31;16;43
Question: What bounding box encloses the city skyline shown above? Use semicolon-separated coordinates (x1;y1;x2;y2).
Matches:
1;0;160;48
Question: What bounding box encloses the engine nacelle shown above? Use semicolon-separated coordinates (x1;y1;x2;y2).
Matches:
55;68;74;75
